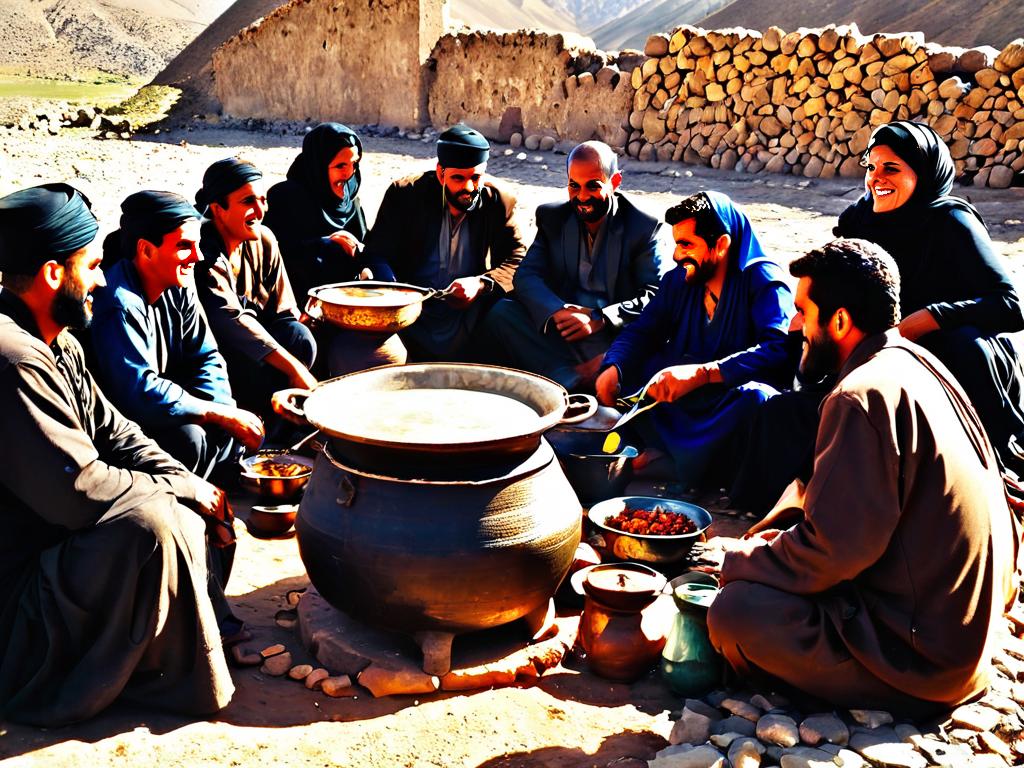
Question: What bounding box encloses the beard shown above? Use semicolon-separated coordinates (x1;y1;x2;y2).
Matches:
51;273;93;330
799;329;840;383
678;257;718;285
572;196;611;224
445;185;481;213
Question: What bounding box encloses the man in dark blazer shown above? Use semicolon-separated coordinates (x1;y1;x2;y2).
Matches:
481;141;673;389
361;123;526;361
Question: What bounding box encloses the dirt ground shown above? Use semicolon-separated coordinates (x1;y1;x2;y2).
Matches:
0;126;1023;767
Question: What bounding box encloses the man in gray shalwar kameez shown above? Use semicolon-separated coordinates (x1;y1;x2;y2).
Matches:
0;184;234;726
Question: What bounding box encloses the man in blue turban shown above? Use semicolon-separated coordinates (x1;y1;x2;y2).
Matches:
0;184;235;725
361;123;527;361
90;190;265;478
595;191;795;490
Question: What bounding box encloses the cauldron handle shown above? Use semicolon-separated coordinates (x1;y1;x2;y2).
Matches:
271;387;312;425
322;443;357;506
560;393;599;425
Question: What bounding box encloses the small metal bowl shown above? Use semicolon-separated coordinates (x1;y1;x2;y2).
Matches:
587;496;712;564
560;446;639;505
248;504;298;538
239;452;314;500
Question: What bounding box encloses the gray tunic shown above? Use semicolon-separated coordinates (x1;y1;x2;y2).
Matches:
0;290;233;725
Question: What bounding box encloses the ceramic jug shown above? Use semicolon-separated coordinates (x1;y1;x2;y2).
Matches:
660;571;722;696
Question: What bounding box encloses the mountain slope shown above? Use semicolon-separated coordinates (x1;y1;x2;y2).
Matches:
698;0;1022;49
589;0;733;51
449;0;578;34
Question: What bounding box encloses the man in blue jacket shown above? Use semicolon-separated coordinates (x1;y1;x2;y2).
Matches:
91;191;264;478
481;141;673;389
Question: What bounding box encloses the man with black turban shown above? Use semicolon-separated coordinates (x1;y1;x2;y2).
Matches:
193;157;317;422
0;184;235;725
361;123;526;361
90;190;265;478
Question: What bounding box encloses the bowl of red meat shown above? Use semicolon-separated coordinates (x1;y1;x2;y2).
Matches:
587;496;712;564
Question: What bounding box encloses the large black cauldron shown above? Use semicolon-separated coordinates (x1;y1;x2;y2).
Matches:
295;440;582;635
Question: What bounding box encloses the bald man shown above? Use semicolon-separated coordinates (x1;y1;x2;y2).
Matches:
481;141;673;390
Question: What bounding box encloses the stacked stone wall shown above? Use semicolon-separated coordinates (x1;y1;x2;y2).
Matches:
626;25;1024;188
209;0;1024;187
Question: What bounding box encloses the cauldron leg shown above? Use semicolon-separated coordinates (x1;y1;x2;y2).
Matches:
414;630;455;676
523;598;558;641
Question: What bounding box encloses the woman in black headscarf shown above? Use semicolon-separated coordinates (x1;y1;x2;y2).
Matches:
264;123;373;303
836;120;1024;475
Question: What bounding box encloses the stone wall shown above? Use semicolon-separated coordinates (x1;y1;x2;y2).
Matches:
212;0;445;128
209;0;1023;187
626;25;1024;188
426;30;633;146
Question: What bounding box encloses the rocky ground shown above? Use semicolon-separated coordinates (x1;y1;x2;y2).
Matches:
0;124;1023;767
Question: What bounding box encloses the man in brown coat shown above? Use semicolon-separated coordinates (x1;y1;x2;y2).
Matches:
361;123;525;361
706;238;1018;715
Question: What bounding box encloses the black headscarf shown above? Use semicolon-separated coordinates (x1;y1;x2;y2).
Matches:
835;121;984;255
0;183;99;275
102;190;203;268
195;157;263;213
285;123;363;230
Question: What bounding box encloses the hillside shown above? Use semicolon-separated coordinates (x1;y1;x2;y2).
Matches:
0;0;234;79
589;0;733;52
699;0;1023;49
449;0;578;35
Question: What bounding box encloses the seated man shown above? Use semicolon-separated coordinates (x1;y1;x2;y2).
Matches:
90;191;264;479
483;141;674;390
0;184;234;726
707;238;1018;716
595;192;793;490
361;123;526;362
194;158;317;419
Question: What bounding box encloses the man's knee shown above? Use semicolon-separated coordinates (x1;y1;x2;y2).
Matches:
706;580;764;651
273;318;317;367
115;498;205;554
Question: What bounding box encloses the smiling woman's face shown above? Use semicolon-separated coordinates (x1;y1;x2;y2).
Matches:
864;144;918;213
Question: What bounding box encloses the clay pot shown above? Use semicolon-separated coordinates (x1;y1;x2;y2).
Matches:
295;440;582;635
574;562;669;682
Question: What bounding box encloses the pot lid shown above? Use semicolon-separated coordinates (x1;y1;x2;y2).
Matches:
309;281;430;309
302;363;569;449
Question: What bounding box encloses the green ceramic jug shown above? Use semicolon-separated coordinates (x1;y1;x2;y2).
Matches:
660;571;722;697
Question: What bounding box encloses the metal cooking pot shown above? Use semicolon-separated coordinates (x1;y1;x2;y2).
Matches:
273;363;595;475
546;394;635;457
296;440;582;634
305;281;452;333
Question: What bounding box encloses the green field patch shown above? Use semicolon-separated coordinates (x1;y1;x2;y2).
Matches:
106;85;183;129
0;74;141;106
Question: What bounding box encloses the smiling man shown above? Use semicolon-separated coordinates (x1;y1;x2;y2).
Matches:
593;191;793;490
193;158;317;422
360;123;526;361
0;184;235;725
481;141;673;389
706;238;1018;716
90;191;264;479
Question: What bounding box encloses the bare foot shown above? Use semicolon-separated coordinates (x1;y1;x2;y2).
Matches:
632;448;665;472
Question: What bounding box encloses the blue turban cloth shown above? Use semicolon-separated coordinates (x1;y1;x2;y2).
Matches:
102;190;203;267
436;123;490;168
195;158;263;213
285;122;363;231
0;184;99;275
705;190;774;270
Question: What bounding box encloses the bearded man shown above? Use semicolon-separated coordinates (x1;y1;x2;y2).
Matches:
361;123;526;361
594;191;793;490
481;140;673;389
705;238;1018;716
0;184;234;725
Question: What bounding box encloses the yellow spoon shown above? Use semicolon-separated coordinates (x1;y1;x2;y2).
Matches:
602;431;622;454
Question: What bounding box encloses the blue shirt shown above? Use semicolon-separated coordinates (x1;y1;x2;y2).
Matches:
90;260;234;428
